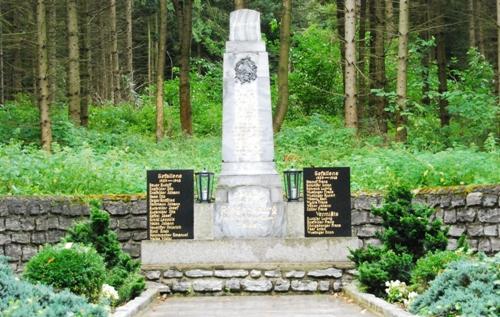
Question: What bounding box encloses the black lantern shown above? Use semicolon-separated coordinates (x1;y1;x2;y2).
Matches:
195;169;214;203
284;168;302;201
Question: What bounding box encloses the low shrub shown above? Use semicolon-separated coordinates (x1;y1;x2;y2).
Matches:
0;256;107;316
357;249;414;298
410;254;500;317
350;186;449;298
24;243;106;302
64;202;145;305
410;250;464;293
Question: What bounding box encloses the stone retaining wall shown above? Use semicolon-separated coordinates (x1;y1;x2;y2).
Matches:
0;185;499;271
141;266;353;295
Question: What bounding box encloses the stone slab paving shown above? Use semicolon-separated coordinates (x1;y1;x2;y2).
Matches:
140;295;379;317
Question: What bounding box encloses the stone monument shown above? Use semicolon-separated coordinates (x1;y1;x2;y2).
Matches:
214;9;285;238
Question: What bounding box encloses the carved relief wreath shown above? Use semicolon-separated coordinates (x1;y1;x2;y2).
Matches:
234;57;258;84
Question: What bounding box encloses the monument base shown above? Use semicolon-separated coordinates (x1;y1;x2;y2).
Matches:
214;165;285;239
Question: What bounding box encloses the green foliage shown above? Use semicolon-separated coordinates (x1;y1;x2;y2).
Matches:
410;254;500;317
23;243;106;303
410;250;463;293
350;187;449;297
64;203;145;305
0;256;107;317
372;187;448;259
357;249;414;298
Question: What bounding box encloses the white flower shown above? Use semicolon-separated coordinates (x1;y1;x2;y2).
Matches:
101;284;119;301
64;242;73;249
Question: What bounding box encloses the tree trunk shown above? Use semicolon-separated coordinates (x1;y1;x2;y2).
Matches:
110;0;120;103
235;0;245;10
148;18;152;92
37;0;52;151
337;0;345;95
385;0;395;40
436;2;449;127
80;0;91;126
370;0;387;134
469;0;476;48
476;0;485;55
357;0;367;122
395;0;409;142
125;0;134;101
174;0;193;135
99;7;109;101
0;21;4;105
156;0;168;142
497;0;500;101
13;12;22;94
67;0;81;125
47;0;57;103
273;0;292;133
344;0;357;130
421;0;431;106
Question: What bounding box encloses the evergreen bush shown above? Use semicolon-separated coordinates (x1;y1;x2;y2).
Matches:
410;254;500;317
0;256;107;316
410;250;463;293
24;243;106;302
349;186;449;297
64;202;145;305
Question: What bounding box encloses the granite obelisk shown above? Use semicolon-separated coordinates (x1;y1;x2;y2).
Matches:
214;9;285;238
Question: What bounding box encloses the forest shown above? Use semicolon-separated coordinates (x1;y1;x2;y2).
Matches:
0;0;498;195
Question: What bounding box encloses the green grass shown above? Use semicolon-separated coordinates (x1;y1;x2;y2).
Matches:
0;102;498;195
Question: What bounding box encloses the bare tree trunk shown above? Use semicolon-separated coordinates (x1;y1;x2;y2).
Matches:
125;0;134;101
99;7;109;101
370;0;387;134
80;0;91;126
13;12;22;94
156;0;167;142
436;2;449;127
344;0;357;130
148;18;152;92
273;0;292;133
357;0;367;122
395;0;409;142
47;0;57;103
37;0;52;151
0;21;4;105
421;0;431;106
110;0;120;103
67;0;81;125
235;0;245;10
173;0;193;135
477;0;485;55
469;0;476;48
337;0;345;95
385;0;395;40
497;0;500;101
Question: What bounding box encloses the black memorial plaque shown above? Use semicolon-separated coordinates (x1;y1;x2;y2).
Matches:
147;170;194;240
304;167;351;237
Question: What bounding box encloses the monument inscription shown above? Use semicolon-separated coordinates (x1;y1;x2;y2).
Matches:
147;170;194;240
304;167;351;237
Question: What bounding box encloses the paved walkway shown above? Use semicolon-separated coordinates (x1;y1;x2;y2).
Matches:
140;294;378;317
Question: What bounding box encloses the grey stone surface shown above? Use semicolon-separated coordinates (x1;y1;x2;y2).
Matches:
466;192;483;206
356;225;380;237
185;269;213;278
483;194;498;207
467;224;483;237
444;210;457;223
318;280;331;292
194;203;214;240
478;239;491;252
448;225;466;237
285;270;305;278
478;208;499;223
308;268;343;278
264;270;281;278
285;202;304;238
172;281;192;293
140;294;378;317
351;211;369;225
484;225;497;236
225;278;241;291
451;195;466;207
142;238;360;266
250;269;261;278
145;271;161;281
193;280;224;292
333;281;342;292
21;245;38;261
112;283;160;317
214;269;248;278
274;278;290;292
291;280;318;292
241;279;272;292
163;270;183;278
491;238;500;251
457;208;476;222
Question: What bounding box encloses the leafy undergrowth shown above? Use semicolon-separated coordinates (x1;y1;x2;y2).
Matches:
0;101;498;195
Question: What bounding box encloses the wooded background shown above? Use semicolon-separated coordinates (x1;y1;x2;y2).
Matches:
0;0;498;151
